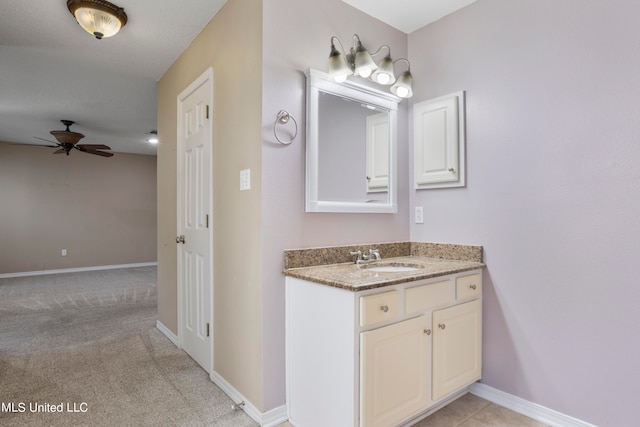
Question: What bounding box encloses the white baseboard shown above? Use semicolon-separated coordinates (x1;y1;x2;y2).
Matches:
262;405;289;427
0;262;157;279
210;371;288;427
155;320;179;347
470;383;597;427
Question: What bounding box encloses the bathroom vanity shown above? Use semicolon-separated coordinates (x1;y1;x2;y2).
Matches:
284;243;484;427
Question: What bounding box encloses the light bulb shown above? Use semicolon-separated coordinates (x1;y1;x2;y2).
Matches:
376;74;391;84
395;87;409;98
334;74;348;83
358;67;373;78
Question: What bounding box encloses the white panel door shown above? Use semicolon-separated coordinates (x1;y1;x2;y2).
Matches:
178;70;213;373
366;112;390;192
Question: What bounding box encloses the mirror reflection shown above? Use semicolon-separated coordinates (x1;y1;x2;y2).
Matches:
305;69;399;213
317;92;389;203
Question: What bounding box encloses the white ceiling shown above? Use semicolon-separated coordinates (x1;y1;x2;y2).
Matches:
342;0;477;34
0;0;471;157
0;0;227;156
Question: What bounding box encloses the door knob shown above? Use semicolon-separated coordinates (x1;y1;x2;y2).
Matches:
176;235;185;244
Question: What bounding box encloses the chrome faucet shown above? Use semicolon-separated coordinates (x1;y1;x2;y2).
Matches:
350;249;381;264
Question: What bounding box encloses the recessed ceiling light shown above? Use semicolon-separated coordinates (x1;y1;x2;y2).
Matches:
148;130;158;144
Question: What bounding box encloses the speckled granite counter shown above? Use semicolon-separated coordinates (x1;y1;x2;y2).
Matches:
283;242;485;291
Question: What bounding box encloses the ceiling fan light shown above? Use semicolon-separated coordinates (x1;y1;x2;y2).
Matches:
67;0;127;39
50;130;85;145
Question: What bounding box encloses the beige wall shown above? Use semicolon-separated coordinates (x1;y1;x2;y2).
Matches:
0;141;157;274
156;0;264;411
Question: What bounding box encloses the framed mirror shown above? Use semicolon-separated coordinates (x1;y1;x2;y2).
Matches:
305;69;400;213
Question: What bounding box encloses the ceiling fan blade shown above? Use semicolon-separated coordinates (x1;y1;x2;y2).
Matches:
34;137;62;146
81;149;114;157
76;144;112;150
11;141;58;148
53;149;66;154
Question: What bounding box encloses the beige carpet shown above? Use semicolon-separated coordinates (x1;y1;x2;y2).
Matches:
0;267;257;427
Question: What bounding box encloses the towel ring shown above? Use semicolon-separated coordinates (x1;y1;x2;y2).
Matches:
274;110;297;145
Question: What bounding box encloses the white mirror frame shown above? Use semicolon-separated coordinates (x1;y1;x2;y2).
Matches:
305;69;400;213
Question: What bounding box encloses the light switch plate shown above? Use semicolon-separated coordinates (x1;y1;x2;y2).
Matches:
240;169;251;191
415;207;424;224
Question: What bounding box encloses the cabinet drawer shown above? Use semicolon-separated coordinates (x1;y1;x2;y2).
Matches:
405;280;451;314
456;273;482;300
360;290;398;326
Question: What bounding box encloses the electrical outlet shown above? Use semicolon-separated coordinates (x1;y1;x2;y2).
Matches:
415;207;424;224
61;249;68;256
240;169;251;191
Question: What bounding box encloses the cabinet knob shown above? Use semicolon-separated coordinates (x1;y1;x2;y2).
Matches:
448;167;455;172
380;305;389;313
470;284;477;290
424;329;431;335
438;323;446;330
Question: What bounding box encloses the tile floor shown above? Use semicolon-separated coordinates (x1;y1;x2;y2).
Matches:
276;393;549;427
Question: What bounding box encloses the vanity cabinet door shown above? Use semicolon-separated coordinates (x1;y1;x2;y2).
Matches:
432;300;482;400
360;315;430;427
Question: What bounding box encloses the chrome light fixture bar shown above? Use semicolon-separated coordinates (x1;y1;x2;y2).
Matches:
327;34;413;98
67;0;128;39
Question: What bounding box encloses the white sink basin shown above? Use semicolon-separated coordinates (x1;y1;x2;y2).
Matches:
364;265;421;273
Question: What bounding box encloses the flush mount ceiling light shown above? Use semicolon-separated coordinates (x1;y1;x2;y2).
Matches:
328;34;413;98
67;0;128;40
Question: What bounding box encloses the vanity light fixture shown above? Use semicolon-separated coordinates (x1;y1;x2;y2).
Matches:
327;34;413;98
67;0;128;39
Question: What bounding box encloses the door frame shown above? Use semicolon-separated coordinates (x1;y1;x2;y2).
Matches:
176;67;214;373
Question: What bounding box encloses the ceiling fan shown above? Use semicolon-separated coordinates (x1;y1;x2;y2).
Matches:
33;120;114;157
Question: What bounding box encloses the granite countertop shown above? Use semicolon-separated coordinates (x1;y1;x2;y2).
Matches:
283;255;485;291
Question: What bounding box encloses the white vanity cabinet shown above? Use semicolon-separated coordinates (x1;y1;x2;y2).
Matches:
285;269;482;427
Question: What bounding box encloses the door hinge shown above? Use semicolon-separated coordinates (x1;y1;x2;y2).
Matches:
206;323;210;337
206;105;210;119
206;214;209;228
